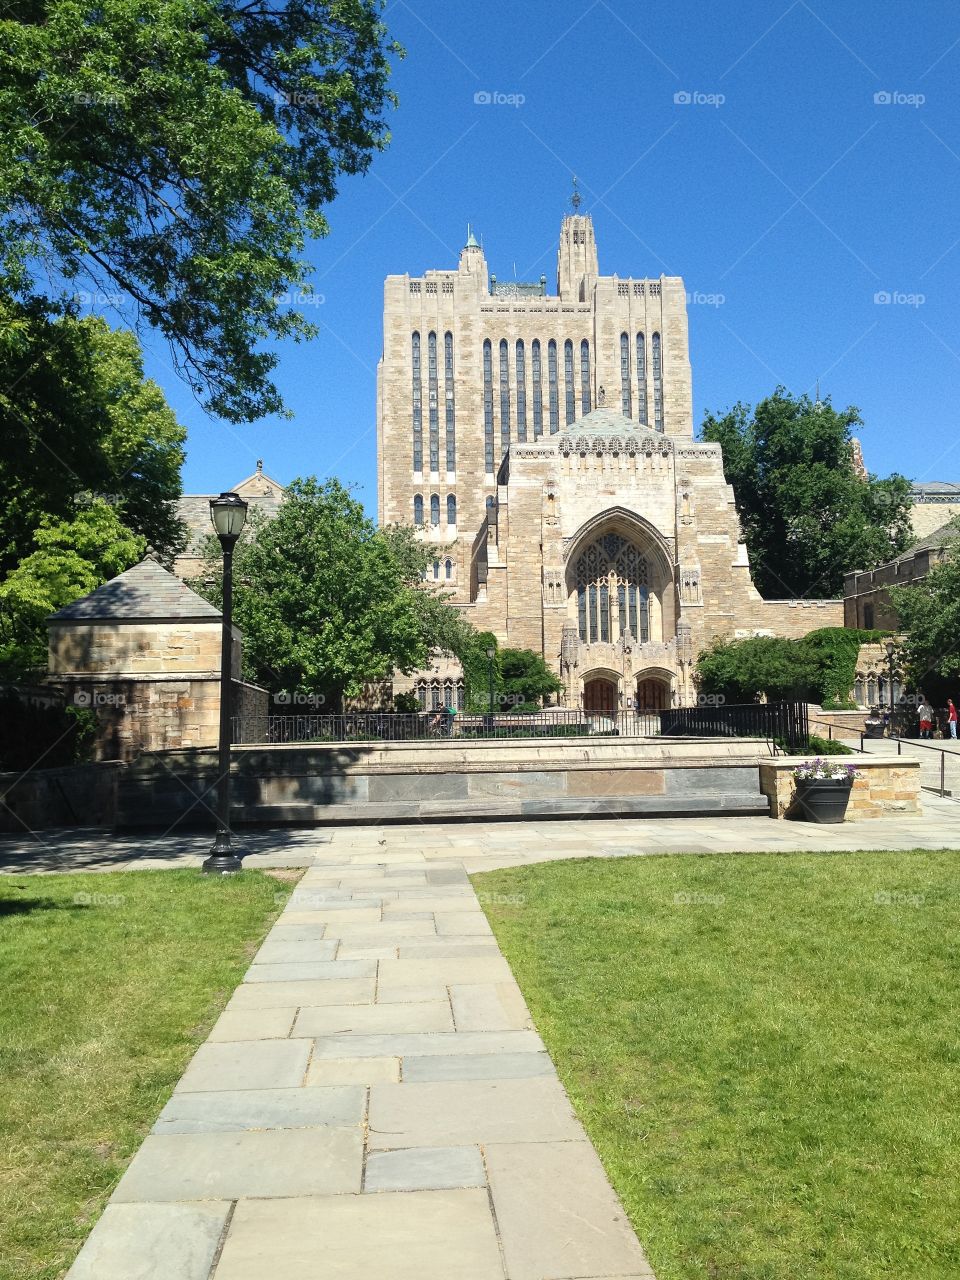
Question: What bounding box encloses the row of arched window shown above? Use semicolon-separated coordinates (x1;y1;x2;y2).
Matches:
412;331;455;473
414;678;465;710
422;558;455;581
619;331;663;430
854;674;902;707
413;494;456;527
482;337;593;472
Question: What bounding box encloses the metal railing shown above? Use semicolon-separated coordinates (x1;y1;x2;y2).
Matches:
232;710;662;744
230;701;809;749
657;700;809;751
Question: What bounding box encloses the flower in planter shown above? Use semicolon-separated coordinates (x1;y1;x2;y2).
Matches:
792;758;862;783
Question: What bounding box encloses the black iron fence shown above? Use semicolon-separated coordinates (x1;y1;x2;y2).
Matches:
657;700;809;750
230;701;809;748
232;709;661;744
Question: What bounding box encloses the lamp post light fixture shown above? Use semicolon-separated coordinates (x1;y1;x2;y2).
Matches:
485;646;496;730
884;638;897;725
619;630;635;708
202;491;248;876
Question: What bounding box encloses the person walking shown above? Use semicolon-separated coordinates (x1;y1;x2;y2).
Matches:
918;698;934;740
948;698;958;740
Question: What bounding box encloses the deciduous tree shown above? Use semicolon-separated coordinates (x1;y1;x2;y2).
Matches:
701;389;912;599
0;0;398;420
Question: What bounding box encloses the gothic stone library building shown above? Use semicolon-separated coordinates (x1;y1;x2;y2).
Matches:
378;212;841;712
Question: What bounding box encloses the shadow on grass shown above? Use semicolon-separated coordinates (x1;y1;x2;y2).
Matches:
0;896;85;916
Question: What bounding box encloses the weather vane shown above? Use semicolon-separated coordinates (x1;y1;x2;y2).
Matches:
570;175;582;212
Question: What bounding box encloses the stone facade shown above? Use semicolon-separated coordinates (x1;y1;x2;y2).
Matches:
379;213;842;709
174;461;285;580
909;482;960;540
844;523;956;631
47;555;266;760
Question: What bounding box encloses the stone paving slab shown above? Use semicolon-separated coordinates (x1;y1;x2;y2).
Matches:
364;1145;486;1192
66;1202;231;1280
175;1039;310;1092
312;1029;544;1060
243;958;377;982
292;999;454;1036
153;1085;363;1134
226;975;375;1009
207;1006;297;1041
367;1077;584;1147
112;1127;362;1201
402;1051;556;1082
212;1190;505;1280
486;1140;656;1279
305;1055;401;1085
450;982;534;1031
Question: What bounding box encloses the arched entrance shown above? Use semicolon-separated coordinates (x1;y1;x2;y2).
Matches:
584;676;618;712
636;676;670;710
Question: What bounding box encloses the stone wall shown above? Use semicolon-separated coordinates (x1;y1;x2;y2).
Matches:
759;757;920;819
0;761;122;834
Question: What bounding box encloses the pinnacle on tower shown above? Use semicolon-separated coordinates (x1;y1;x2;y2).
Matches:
465;224;480;249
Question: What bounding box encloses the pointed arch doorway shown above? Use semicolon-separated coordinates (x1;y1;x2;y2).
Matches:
583;676;618;712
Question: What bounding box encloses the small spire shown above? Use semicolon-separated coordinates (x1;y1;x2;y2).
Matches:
570;176;582;212
465;224;480;249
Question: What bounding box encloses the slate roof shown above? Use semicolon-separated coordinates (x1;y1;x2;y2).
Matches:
49;556;222;622
910;481;960;499
176;473;284;556
560;406;663;436
903;520;960;558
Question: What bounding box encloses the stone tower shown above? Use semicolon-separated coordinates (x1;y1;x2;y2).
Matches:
377;209;841;711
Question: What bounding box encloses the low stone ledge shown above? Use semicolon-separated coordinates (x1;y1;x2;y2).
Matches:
759;757;921;820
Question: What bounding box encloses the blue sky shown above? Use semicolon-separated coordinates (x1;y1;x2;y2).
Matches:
146;0;960;508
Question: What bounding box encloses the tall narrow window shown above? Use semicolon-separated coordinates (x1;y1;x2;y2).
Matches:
483;339;494;472
652;332;663;432
446;494;456;526
430;493;440;526
577;586;587;638
427;331;439;471
548;340;559;433
444;331;455;471
638;586;649;642
444;558;452;581
412;331;423;471
617;583;627;636
515;340;527;441
588;583;598;643
563;339;575;425
499;338;510;451
432;561;440;582
532;339;543;437
620;333;632;416
413;494;423;527
628;584;638;638
599;582;609;641
636;332;647;425
580;339;591;414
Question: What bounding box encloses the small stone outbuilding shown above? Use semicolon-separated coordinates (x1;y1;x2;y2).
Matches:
47;554;266;760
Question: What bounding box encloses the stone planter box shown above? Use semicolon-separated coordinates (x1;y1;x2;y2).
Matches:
760;756;921;820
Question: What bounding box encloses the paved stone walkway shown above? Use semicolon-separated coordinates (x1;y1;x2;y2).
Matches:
67;853;655;1280
4;792;960;877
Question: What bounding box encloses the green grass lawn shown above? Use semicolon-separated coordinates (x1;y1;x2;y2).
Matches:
474;850;960;1280
0;868;293;1280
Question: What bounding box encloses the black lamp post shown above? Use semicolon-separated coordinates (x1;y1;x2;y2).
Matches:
202;491;248;876
885;638;896;726
486;646;496;729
